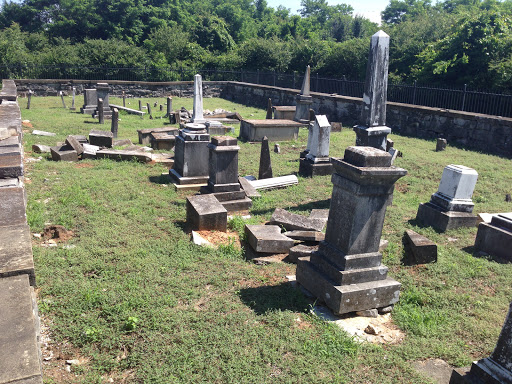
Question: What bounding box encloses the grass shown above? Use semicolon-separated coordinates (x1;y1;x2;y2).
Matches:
21;95;512;383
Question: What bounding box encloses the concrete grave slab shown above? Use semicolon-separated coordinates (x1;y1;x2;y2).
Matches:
245;225;295;254
270;208;325;232
0;224;35;285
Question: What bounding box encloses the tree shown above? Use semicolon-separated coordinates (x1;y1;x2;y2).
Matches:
381;0;432;24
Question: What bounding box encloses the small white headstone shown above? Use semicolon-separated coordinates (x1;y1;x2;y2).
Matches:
437;165;478;200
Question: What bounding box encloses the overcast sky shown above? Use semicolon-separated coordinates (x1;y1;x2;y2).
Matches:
265;0;388;24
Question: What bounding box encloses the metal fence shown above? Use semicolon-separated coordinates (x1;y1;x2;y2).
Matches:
1;64;511;117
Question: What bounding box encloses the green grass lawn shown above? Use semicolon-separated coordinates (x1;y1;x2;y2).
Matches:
22;95;512;383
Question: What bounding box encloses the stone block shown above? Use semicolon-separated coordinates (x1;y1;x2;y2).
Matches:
437;164;478;202
150;132;175;150
186;194;227;231
239;119;304;142
288;244;318;263
403;229;437;264
245;225;295;254
0;136;21;147
89;130;113;148
31;144;51;153
284;230;325;242
416;202;477;232
0;186;26;227
436;138;447;151
0;152;23;178
474;217;512;261
309;209;329;222
65;135;84;155
353;126;391;151
138;127;179;145
0;275;43;384
343;145;392;167
0;224;35;285
0;146;21;156
270;208;325;232
298;158;333;177
50;145;78;162
273;106;295;120
218;196;253;212
96;149;152;163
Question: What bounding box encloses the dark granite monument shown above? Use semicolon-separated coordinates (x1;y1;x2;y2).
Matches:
258;136;273;180
296;146;407;315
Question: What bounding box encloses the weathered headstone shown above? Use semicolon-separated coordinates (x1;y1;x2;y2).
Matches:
122;91;126;107
98;98;105;124
353;31;391;151
147;103;153;120
186;194;227;231
70;87;76;110
89;130;113;148
166;96;172;117
111;108;119;138
266;98;273;119
138;100;142;111
296;146;407;315
170;123;210;187
94;83;112;118
258;136;272;180
416;165;478;231
436;138;447;152
403;229;437;264
294;66;313;124
59;91;66;108
474;214;512;261
450;302;512;383
26;90;33;110
299;115;333;177
192;74;206;123
81;89;97;114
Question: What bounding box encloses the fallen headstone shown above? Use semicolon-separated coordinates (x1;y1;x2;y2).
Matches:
82;143;100;159
288;244;318;263
284;230;325;242
245;225;295;254
403;229;437;264
96;149;152;163
247;175;298;190
32;130;56;137
65;135;84;156
112;139;132;147
270;208;325;232
89;130;113;148
238;176;261;198
50;145;78;162
186;194;227;232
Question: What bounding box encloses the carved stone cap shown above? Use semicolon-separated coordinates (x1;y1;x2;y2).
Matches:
344;146;392;168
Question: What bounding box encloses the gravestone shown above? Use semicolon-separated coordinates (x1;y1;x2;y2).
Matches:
111;108;119;138
296;146;407;315
89;130;113;148
274;106;296;120
170;123;210;187
450;302;512;383
139;100;142;111
82;93;96;114
26;90;33;110
192;74;206;124
186;194;227;231
258;136;272;180
204;136;252;212
166;96;172;117
416;165;478;231
474;214;512;261
299;115;333;177
353;31;391;151
70;87;76;110
266;98;273;119
98;98;105;124
294;65;313;124
122;91;126;107
147;103;153;119
50;145;78;162
59;91;66;108
239;119;303;142
94;83;112;118
437;138;447;152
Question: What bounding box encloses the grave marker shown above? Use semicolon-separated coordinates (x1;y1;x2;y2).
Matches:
258;136;272;180
294;66;313;124
192;74;206;123
299;115;333;177
111;108;119;138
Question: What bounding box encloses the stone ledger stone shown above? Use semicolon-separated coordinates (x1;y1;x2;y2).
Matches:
0;275;43;384
296;146;407;315
245;225;295;254
474;215;512;261
186;194;227;231
239;119;303;142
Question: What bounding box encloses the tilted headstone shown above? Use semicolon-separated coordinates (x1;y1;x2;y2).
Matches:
111;108;119;138
70;87;76;110
294;66;313;124
258;136;273;180
299;115;333;177
59;91;66;108
192;74;206;123
296;146;407;315
170;123;210;186
416;164;478;231
353;31;391;151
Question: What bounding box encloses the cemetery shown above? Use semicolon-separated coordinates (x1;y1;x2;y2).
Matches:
0;31;511;384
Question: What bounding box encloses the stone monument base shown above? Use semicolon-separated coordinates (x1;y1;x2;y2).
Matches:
200;188;252;212
416;202;477;232
169;169;208;186
239;119;304;142
474;215;512;261
297;256;401;315
299;157;333;177
450;357;512;384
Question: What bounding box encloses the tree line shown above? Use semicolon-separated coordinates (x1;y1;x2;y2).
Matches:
0;0;511;91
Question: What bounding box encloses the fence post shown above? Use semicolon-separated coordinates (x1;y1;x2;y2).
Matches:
412;80;417;105
461;83;467;111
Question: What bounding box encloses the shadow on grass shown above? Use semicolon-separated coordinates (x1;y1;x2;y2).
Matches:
462;245;511;264
238;282;310;315
149;174;171;185
251;199;331;217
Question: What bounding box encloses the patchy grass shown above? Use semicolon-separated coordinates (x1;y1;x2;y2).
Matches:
23;96;512;383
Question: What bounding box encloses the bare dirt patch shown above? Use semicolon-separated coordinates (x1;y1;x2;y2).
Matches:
74;163;94;169
22;121;33;128
43;225;74;241
195;230;240;248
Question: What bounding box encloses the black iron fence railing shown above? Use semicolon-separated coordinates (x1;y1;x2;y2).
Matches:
2;64;511;118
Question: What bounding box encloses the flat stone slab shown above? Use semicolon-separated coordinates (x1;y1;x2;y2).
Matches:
186;194;227;231
109;104;145;116
245;225;295;254
288;244;318;263
239;119;304;142
32;130;56;137
284;230;325;242
403;229;437;264
0;224;35;285
96;149;152;163
309;209;329;229
0;186;26;227
270;208;325;232
0;275;43;384
238;176;261;198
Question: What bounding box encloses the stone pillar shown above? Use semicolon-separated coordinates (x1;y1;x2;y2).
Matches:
299;115;333;177
416;164;478;232
122;91;126;107
81;89;97;114
294;66;313;124
170;123;210;185
147;103;153;119
166;96;172;117
139;100;142;111
207;136;240;193
258;136;272;180
266;98;273;119
354;31;391;151
451;302;512;383
192;74;206;123
59;91;66;108
26;90;33;110
96;83;110;108
111;108;119;138
296;146;407;315
70;87;76;110
98;98;104;124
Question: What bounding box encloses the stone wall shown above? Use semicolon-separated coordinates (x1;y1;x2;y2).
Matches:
13;79;225;98
221;82;512;158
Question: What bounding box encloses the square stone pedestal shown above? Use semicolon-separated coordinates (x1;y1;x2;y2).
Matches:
474;215;512;261
353;125;391;151
186;194;227;231
239;119;304;142
416;202;477;232
299;158;333;177
273;106;295;120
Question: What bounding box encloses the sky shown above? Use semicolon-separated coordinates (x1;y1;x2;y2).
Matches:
265;0;389;24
